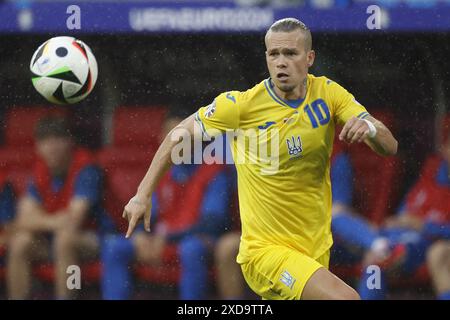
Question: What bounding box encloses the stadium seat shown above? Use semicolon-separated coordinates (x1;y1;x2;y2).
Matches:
100;165;150;233
0;148;35;169
349;152;401;225
112;107;167;148
0;148;36;196
96;146;157;170
6;168;32;196
4;107;68;147
333;109;401;225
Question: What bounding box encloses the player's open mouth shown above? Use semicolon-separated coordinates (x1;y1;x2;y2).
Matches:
277;73;289;80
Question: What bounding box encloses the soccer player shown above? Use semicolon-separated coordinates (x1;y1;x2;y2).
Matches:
122;18;398;300
7;116;115;299
213;141;395;300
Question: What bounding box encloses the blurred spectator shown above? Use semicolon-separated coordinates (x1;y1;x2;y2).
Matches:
6;116;114;299
101;112;232;300
358;126;450;299
330;140;396;269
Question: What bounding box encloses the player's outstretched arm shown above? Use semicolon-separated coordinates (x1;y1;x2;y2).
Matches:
122;113;201;238
339;115;398;156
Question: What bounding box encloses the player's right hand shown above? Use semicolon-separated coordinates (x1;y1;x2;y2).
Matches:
122;194;152;238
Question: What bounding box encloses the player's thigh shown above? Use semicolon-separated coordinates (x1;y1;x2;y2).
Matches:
240;246;327;300
301;267;360;300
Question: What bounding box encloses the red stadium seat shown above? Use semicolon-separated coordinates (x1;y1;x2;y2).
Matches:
333;109;401;225
96;146;157;170
100;164;149;233
4;107;68;147
0;148;35;170
112;107;167;148
0;148;36;196
7;168;32;197
349;153;401;225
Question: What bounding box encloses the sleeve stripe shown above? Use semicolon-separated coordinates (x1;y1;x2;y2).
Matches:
195;111;210;139
357;112;370;119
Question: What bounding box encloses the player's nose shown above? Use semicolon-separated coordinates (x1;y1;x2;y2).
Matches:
276;57;288;68
276;61;287;69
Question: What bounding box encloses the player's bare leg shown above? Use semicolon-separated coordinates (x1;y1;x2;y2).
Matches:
301;268;360;300
215;232;245;299
427;241;450;298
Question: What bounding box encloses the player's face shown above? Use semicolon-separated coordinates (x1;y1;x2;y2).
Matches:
36;136;73;174
265;30;315;93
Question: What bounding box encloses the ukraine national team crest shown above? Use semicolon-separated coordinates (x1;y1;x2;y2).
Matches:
280;270;296;289
286;135;303;159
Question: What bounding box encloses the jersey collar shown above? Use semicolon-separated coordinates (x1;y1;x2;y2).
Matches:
264;77;309;109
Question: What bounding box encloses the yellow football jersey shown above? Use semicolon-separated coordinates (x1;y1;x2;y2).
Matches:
195;74;368;263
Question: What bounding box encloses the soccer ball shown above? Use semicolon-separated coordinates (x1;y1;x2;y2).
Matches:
30;36;98;104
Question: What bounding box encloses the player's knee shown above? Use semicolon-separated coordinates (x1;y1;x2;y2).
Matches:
215;233;240;264
8;231;33;258
179;236;207;264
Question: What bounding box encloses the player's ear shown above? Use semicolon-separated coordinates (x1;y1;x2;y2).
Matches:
307;50;315;68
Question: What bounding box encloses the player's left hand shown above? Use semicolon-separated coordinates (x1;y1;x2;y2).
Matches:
339;117;373;144
123;194;152;238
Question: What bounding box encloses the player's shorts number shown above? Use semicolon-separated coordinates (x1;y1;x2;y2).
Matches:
305;99;330;128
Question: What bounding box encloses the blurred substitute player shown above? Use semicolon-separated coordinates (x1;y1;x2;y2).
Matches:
7;117;114;299
358;126;450;300
101;113;232;300
122;18;398;300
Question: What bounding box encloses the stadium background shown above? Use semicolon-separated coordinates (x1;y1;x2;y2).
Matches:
0;0;449;299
